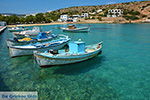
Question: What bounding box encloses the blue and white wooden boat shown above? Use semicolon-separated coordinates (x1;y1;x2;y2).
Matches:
6;33;57;47
61;25;90;32
9;35;70;57
0;26;7;33
13;27;51;38
34;40;102;67
8;27;28;32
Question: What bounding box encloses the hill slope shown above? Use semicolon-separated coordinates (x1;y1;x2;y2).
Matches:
54;1;150;18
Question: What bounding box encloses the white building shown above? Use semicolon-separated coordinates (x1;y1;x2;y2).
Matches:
97;9;103;13
59;14;68;22
72;15;80;18
47;10;52;13
25;13;36;17
72;18;78;22
66;18;78;22
58;13;89;22
142;19;150;23
3;14;11;17
58;14;79;22
89;12;96;15
107;9;123;17
81;13;89;18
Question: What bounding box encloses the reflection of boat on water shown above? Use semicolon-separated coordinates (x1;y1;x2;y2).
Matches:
8;27;28;32
13;27;51;38
34;39;102;67
6;33;58;47
9;35;70;57
60;25;90;32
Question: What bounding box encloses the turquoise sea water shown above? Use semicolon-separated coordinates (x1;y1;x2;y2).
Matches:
0;24;150;100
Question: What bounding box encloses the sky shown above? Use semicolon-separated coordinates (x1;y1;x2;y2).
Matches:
0;0;147;14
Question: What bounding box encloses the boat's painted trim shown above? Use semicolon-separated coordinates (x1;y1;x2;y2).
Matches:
35;50;101;60
9;42;69;57
34;42;102;66
39;51;102;67
9;41;68;50
6;35;57;47
61;27;90;32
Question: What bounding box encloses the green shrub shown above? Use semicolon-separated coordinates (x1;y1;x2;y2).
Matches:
123;10;140;15
84;17;90;20
103;11;108;17
97;17;102;21
142;4;150;10
142;15;147;18
98;14;104;17
91;17;95;19
129;11;140;15
123;15;139;20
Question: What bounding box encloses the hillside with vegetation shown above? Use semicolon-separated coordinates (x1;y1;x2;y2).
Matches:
0;0;150;25
55;1;150;21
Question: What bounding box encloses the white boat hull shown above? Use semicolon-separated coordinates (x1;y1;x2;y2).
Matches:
9;42;68;57
13;31;51;38
6;37;55;47
61;27;90;32
34;49;102;67
6;40;14;47
9;29;24;32
13;33;39;38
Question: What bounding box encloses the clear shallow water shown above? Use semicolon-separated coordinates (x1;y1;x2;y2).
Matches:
0;24;150;100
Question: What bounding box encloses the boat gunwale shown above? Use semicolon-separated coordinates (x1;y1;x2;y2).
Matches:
8;39;70;50
38;52;102;67
61;27;89;31
13;30;52;36
34;43;102;59
6;34;57;43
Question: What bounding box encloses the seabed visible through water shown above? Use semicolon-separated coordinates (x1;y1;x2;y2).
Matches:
0;23;150;100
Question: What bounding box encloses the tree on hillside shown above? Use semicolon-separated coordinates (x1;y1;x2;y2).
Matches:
35;13;45;23
92;9;96;12
4;15;20;24
97;17;102;21
0;14;5;21
45;17;52;23
123;15;139;20
129;10;140;15
19;17;26;24
25;15;35;23
123;9;140;15
45;12;60;21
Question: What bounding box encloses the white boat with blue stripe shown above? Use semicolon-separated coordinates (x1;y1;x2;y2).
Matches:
34;39;102;67
61;25;90;32
13;27;51;38
9;35;70;57
6;33;57;47
8;27;28;32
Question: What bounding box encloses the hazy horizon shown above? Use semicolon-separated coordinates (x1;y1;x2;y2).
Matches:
0;0;147;14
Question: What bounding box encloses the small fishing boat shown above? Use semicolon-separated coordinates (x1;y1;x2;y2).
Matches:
6;33;57;47
13;27;51;38
60;25;90;32
9;35;70;57
0;26;6;33
8;27;28;32
34;39;102;67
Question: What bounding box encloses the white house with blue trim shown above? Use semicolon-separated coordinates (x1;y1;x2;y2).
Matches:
107;9;123;17
58;14;69;22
